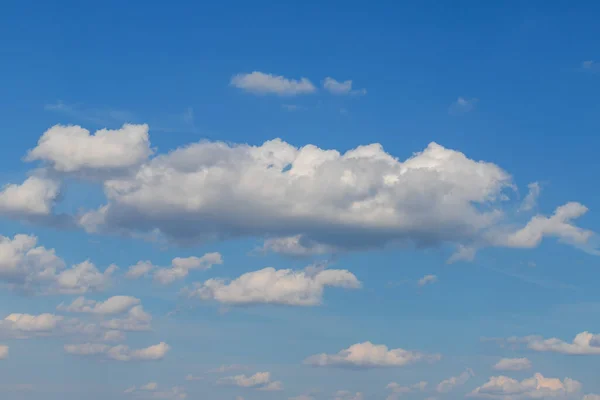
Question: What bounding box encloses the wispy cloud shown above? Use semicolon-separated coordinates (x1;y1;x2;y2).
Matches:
44;101;136;126
322;77;366;96
448;97;478;115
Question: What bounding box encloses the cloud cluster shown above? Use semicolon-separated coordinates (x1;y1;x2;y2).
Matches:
49;128;594;259
217;372;282;391
65;342;170;361
468;373;581;399
0;234;115;294
187;266;361;306
304;341;441;368
126;253;223;284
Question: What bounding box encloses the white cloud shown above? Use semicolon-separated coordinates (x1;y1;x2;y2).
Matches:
25;124;152;175
184;374;203;381
126;253;223;284
101;305;152;332
519;182;540;212
153;253;223;284
497;203;598;254
0;176;60;217
58;295;140;315
511;331;600;355
449;97;478;115
231;72;316;96
583;395;600;400
54;261;117;294
323;77;366;96
70;134;598;258
493;358;532;371
126;261;155;279
386;381;427;399
468;373;581;399
437;369;474;393
218;372;282;391
65;342;169;361
304;341;441;368
124;383;187;399
334;391;364;400
0;234;114;294
0;345;8;359
260;235;338;256
187;266;360;306
418;274;437;287
1;313;63;333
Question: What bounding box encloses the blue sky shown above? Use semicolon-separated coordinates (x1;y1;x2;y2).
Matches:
1;1;600;400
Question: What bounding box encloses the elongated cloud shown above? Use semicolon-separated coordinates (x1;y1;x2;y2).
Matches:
58;296;140;315
437;369;474;393
64;342;169;361
231;72;316;96
218;372;282;391
493;358;531;371
187;266;360;306
468;373;581;399
127;253;223;284
304;341;440;368
59;131;597;259
509;331;600;355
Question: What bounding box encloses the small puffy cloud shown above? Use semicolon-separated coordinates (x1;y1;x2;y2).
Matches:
437;369;474;393
58;295;140;315
510;331;600;355
103;330;126;342
54;261;117;294
323;77;366;96
386;381;427;399
127;253;222;284
25;124;152;175
468;373;581;399
449;97;478;115
519;182;540;212
493;358;532;371
126;261;155;279
65;342;170;361
0;176;60;217
0;345;8;359
1;313;63;333
304;341;441;368
101;305;152;332
154;253;223;285
184;374;203;381
334;391;364;400
231;72;316;96
498;203;598;254
188;266;360;306
218;372;283;391
418;274;437;287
